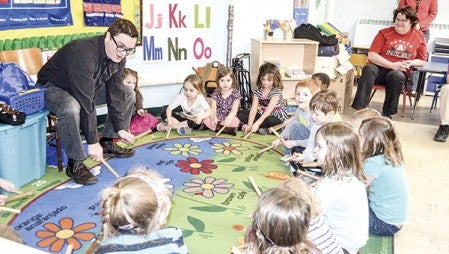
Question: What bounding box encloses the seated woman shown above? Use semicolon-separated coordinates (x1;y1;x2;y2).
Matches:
351;6;427;118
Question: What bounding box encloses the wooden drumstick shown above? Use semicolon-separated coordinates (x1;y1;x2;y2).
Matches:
10;189;23;195
257;144;275;155
100;159;120;178
243;131;252;139
269;127;286;145
135;129;153;139
280;153;301;162
215;125;227;136
301;161;321;168
270;122;286;131
6;190;34;203
65;244;74;254
165;128;172;140
0;206;21;214
294;169;321;182
248;176;262;196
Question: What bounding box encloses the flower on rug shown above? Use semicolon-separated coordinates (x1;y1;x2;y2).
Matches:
176;157;217;174
183;177;234;198
211;141;249;155
265;171;291;181
232;224;245;231
164;143;203;157
35;217;95;252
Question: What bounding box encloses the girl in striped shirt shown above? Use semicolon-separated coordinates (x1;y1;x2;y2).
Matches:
237;62;288;135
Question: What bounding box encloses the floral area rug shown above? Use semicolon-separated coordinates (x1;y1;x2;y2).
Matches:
1;131;393;254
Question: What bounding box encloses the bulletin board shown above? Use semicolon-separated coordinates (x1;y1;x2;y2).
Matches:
0;0;139;51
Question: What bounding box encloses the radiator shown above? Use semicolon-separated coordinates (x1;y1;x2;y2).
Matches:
353;19;449;49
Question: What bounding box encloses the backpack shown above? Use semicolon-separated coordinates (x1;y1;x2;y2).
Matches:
294;23;338;46
193;61;224;96
0;62;35;98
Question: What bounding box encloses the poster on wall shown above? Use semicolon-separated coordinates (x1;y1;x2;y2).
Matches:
0;0;73;30
137;0;228;85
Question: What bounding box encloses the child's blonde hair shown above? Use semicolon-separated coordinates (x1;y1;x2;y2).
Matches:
256;62;283;90
216;66;237;92
0;225;23;244
184;73;205;96
351;108;380;125
317;122;365;181
280;177;320;217
309;90;339;114
87;166;172;253
359;117;404;167
295;78;321;96
252;187;316;254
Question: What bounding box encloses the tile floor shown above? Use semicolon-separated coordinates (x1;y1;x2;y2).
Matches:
344;89;449;253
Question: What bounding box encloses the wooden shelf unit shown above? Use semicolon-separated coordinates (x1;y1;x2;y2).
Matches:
250;38;319;99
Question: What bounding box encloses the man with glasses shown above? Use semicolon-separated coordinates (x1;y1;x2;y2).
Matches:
351;6;427;119
37;19;138;185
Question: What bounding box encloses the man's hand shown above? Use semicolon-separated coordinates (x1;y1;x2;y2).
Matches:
88;143;104;162
118;130;136;144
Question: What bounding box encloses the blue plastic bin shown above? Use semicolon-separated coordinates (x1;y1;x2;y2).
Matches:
0;110;49;188
0;88;46;115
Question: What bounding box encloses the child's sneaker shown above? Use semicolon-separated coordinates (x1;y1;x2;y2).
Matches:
177;126;192;136
258;128;269;135
157;123;169;132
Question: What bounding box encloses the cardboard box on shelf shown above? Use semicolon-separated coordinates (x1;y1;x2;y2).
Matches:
315;56;338;79
328;69;355;113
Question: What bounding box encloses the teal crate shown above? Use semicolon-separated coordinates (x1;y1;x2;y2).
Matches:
0;110;49;188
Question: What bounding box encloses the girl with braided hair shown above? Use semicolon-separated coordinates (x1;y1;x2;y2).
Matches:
86;166;188;253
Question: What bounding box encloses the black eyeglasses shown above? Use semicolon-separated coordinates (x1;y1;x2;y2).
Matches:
111;36;136;55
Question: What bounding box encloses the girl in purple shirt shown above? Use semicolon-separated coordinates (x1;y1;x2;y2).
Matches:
203;67;242;135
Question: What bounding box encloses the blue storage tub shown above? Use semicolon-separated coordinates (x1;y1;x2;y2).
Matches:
0;110;48;188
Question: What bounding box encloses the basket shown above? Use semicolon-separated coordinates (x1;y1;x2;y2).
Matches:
0;87;46;115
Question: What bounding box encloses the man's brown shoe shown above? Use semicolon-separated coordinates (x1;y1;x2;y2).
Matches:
100;140;135;158
66;161;98;185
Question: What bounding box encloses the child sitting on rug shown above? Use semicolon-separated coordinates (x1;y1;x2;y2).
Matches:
289;90;340;174
203;66;242;136
280;178;344;254
350;108;381;130
158;73;211;135
359;117;408;236
0;178;16;206
313;122;368;254
123;68;159;136
0;225;23;244
311;72;331;90
86;166;188;254
237;62;288;135
271;79;321;160
231;187;318;254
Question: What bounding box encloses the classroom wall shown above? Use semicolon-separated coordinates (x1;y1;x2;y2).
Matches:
2;0;449;110
0;0;137;44
139;0;449;109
